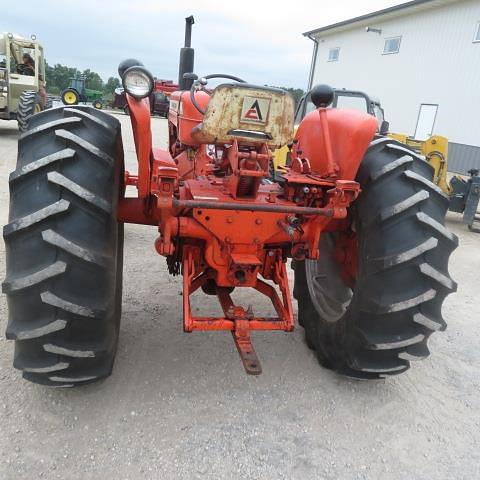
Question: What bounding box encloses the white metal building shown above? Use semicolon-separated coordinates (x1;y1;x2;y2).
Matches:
304;0;480;173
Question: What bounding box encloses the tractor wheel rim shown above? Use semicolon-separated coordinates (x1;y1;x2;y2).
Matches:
305;233;353;323
34;104;42;113
64;92;77;104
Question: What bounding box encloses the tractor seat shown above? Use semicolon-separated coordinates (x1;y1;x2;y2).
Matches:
191;84;294;148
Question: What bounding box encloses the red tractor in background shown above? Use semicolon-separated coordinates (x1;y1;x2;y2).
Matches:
3;17;457;386
113;77;178;117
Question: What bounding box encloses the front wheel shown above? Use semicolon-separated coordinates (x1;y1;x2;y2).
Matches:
61;88;79;106
3;106;125;386
92;99;103;109
294;137;458;379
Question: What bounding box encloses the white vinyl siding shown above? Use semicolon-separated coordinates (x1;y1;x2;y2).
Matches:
310;0;480;148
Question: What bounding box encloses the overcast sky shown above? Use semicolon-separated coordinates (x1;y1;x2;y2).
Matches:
4;0;405;88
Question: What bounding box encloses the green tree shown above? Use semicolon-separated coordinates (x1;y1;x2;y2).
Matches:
45;61;80;94
266;85;305;107
104;76;121;95
82;69;104;91
282;88;305;107
45;62;107;95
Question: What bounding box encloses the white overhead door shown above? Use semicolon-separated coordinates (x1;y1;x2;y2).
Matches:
415;104;438;140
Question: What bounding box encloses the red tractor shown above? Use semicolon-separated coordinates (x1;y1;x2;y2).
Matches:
3;17;457;386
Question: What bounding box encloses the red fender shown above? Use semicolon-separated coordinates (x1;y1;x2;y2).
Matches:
293;108;378;180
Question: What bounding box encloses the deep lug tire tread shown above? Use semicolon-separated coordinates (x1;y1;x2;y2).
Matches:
3;105;124;386
294;138;457;379
17;91;42;133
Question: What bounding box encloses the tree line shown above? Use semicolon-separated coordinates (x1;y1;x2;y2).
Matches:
45;62;306;106
280;88;305;107
45;62;121;97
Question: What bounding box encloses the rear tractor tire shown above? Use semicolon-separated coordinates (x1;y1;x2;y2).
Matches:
294;137;458;379
45;94;55;109
17;91;44;133
3;106;125;387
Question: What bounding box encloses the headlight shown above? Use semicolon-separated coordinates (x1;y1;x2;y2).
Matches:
122;66;154;99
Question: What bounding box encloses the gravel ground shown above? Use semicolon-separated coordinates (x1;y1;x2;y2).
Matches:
0;112;479;480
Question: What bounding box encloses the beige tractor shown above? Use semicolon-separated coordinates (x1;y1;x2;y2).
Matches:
0;32;50;132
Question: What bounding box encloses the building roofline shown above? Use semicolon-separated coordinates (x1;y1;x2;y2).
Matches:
303;0;443;38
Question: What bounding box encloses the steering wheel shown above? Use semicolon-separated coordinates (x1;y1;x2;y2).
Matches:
189;73;247;115
17;64;34;76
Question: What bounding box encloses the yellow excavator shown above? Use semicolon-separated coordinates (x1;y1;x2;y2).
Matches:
274;87;480;232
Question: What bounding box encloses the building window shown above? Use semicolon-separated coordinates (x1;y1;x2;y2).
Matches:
474;22;480;43
328;48;340;62
383;36;401;54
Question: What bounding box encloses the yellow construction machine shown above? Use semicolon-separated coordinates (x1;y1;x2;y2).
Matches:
388;134;450;194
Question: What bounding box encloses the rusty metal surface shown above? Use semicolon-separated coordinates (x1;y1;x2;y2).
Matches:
172;198;334;216
191;84;295;148
181;246;293;374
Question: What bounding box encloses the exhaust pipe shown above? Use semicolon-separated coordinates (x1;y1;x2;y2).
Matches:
178;16;195;90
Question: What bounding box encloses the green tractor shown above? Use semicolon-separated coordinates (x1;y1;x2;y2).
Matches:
61;75;104;109
0;32;51;132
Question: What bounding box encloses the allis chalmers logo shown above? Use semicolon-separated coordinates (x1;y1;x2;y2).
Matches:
240;96;270;124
